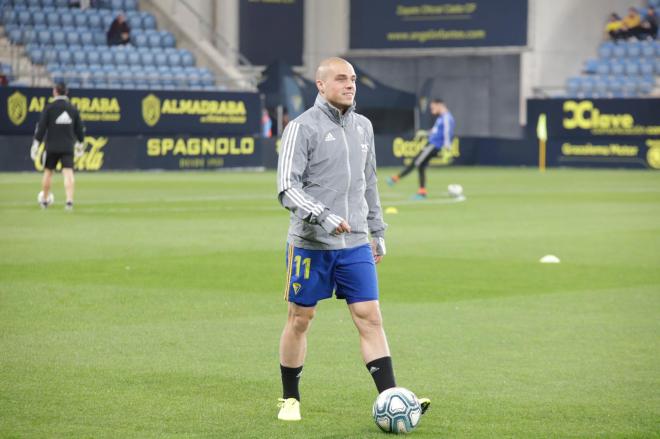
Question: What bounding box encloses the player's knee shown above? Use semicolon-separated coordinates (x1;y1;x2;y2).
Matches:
355;310;383;331
288;307;314;334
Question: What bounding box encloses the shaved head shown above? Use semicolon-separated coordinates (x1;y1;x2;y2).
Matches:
315;57;353;81
315;57;356;112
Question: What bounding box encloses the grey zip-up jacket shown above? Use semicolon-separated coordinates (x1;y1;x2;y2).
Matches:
277;94;386;250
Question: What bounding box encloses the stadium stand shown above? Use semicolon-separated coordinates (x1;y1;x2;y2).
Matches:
564;2;659;98
0;0;219;90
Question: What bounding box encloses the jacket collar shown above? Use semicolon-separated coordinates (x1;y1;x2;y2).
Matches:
53;95;69;101
315;94;355;127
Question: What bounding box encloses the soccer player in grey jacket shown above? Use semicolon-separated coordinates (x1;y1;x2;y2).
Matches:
276;57;429;421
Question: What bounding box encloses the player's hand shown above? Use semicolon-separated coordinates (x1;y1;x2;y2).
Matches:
30;140;39;161
74;141;85;158
371;237;386;264
334;220;351;234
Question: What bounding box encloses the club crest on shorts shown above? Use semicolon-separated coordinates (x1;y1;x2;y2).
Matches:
292;282;302;295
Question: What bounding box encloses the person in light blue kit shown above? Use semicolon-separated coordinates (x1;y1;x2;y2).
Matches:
387;98;455;199
276;57;430;421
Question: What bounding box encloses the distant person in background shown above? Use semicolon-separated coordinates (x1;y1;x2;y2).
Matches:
387;98;455;199
640;7;658;39
281;108;290;131
30;83;85;210
621;7;644;39
68;0;89;8
606;13;625;40
107;13;130;46
262;109;273;138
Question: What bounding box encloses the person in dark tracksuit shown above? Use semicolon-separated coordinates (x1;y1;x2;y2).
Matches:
30;83;85;210
387;98;455;199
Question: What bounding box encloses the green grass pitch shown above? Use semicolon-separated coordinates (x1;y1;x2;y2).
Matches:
1;167;659;438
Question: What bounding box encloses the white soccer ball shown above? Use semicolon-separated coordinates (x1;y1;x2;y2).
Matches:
448;183;463;198
372;387;422;434
37;191;54;206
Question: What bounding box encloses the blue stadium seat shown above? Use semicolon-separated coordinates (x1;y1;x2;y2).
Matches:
626;41;641;58
50;69;65;84
55;0;68;7
125;11;141;29
101;13;114;30
140;50;154;66
17;9;31;25
640;61;654;76
612;44;626;58
154;51;168;67
638;77;653;95
60;11;74;27
105;66;120;82
654;41;660;56
593;77;608;96
123;0;137;10
52;28;66;45
113;50;128;65
640;41;654;57
180;50;195;67
28;45;44;64
133;32;148;47
109;0;122;10
622;79;637;97
609;60;625;75
147;32;161;48
80;30;94;46
7;27;22;44
579;76;596;94
89;32;103;45
141;12;156;30
23;27;37;44
37;28;52;45
2;9;16;25
88;11;102;28
87;49;101;64
167;51;182;67
127;50;141;66
625;61;640;76
584;58;602;74
655;58;660;74
99;50;113;65
74;12;87;28
66;31;80;46
46;11;59;26
31;9;45;26
160;31;175;48
73;50;86;65
58;49;72;65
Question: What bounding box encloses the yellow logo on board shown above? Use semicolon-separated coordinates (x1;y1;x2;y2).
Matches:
647;140;660;169
142;94;161;127
8;91;27;126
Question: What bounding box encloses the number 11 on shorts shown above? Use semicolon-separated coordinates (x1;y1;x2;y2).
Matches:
294;255;311;279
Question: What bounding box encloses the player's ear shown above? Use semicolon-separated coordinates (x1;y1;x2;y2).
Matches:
316;80;324;94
